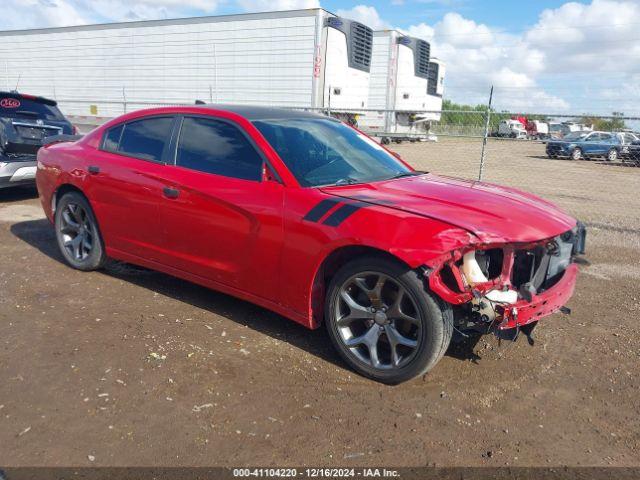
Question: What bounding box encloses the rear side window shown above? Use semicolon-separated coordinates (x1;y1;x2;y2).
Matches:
115;117;173;162
176;117;262;181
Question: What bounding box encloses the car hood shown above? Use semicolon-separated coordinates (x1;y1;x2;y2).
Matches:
321;174;576;244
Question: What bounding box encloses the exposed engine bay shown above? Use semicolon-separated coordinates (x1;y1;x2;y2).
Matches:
427;222;587;341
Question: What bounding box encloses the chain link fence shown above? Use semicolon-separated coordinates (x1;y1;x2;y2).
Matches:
54;91;640;245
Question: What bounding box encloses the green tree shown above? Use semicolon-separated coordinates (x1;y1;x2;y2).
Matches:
577;112;627;132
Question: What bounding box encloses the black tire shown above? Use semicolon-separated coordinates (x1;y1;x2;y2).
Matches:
571;148;582;161
606;148;618;162
324;257;453;384
55;191;106;271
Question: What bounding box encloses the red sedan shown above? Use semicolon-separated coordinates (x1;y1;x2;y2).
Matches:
36;105;586;384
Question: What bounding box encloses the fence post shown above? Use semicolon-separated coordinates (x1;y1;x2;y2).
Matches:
478;85;494;181
122;86;127;114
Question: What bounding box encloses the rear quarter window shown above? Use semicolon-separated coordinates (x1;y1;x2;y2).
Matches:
102;124;124;152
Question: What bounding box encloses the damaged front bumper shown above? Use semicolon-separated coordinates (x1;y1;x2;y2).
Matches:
425;222;586;334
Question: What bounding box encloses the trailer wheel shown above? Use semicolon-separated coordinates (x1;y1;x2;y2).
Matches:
381;137;390;145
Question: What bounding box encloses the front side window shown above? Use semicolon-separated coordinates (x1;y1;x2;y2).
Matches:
116;117;173;162
253;117;411;187
176;117;263;181
564;131;587;141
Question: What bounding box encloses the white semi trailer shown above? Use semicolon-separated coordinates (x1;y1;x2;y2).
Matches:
0;9;373;124
359;30;435;142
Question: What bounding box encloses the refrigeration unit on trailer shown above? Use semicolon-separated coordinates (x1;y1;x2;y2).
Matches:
419;58;445;122
359;30;432;143
0;9;373;124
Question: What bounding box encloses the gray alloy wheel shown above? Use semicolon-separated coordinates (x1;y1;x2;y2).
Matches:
335;271;421;369
55;191;106;271
571;148;582;160
607;148;618;162
325;257;453;384
60;202;94;261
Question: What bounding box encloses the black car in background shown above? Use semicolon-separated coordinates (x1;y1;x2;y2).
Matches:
1;91;75;189
627;140;640;166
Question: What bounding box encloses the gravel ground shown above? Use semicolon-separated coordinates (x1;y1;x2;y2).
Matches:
0;138;638;467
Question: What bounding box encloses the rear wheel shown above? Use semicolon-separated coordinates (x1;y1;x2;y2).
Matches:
55;191;106;271
571;148;582;160
607;148;618;162
325;257;453;384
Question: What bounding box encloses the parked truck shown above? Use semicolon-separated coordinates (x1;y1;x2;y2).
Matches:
358;30;435;142
0;9;373;125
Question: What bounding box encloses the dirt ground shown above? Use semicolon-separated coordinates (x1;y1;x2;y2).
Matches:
0;138;639;468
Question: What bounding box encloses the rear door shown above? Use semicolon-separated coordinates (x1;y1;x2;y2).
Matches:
595;133;614;155
154;115;285;300
86;116;176;262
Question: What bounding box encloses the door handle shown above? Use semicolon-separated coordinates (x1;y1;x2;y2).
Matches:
88;165;100;174
163;186;180;199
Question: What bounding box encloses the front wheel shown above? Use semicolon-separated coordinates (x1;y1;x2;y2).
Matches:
325;257;453;384
607;148;618;162
571;148;582;160
55;191;106;271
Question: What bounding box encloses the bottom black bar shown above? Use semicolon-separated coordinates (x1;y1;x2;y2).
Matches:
1;467;639;480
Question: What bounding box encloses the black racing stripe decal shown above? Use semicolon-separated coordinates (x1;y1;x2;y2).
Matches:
303;199;340;222
322;202;365;227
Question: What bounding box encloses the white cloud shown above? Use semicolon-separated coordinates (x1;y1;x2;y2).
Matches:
335;5;390;30
237;0;319;13
525;0;640;73
405;23;435;41
401;12;565;110
1;0;88;29
0;0;221;29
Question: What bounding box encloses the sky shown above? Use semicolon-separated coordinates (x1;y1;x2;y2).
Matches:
2;0;640;115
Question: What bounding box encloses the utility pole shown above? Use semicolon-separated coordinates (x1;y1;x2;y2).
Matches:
478;85;494;181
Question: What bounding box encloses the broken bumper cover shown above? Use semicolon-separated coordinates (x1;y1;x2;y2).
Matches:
426;223;585;334
497;263;578;330
0;155;37;188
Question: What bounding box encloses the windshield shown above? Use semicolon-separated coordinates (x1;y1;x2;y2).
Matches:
563;131;587;141
0;95;64;121
253;118;413;187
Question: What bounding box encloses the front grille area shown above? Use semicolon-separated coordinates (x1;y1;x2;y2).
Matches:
511;232;575;295
415;40;431;79
349;22;373;72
